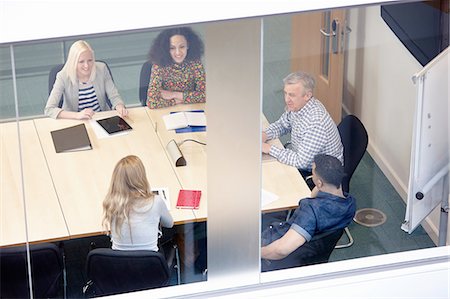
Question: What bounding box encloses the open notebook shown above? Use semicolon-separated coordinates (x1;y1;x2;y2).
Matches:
163;111;206;130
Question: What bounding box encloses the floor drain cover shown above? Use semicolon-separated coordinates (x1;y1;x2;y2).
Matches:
354;208;387;227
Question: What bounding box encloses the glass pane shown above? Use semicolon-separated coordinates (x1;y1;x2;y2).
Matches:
0;46;16;119
2;0;448;297
261;2;441;274
2;26;209;297
0;46;31;298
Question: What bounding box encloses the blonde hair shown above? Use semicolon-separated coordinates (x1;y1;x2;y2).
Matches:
102;155;153;234
62;40;97;85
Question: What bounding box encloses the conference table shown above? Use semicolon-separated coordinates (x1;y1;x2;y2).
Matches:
146;103;310;220
1;121;69;246
1;104;309;247
33;107;194;239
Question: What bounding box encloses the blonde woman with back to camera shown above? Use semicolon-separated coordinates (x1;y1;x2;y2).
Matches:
102;155;173;251
45;40;128;120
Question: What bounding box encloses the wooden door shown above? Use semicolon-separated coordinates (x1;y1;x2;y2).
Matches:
291;10;347;123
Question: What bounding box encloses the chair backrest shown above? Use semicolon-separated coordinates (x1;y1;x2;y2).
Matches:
262;228;344;272
337;115;369;193
139;61;152;106
48;63;65;108
0;243;64;298
48;60;114;108
86;248;170;296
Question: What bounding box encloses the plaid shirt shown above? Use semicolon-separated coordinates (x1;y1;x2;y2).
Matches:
265;97;343;171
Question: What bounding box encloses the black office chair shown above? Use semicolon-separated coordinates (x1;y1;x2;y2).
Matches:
335;114;369;248
48;63;65;108
0;243;66;298
48;60;114;108
83;244;180;297
139;61;152;106
261;228;344;272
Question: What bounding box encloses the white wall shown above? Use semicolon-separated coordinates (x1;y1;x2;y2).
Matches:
344;6;447;244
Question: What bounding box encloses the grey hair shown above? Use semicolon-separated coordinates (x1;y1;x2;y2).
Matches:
283;71;315;93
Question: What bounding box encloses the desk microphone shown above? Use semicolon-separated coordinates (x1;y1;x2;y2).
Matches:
166;139;186;167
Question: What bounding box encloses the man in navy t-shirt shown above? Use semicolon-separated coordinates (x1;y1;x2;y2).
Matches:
261;154;356;261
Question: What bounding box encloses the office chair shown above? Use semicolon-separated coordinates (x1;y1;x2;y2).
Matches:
48;60;114;108
139;61;152;106
0;242;66;298
83;244;180;297
261;228;344;272
336;114;369;249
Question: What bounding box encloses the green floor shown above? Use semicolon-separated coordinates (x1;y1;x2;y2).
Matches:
330;153;435;262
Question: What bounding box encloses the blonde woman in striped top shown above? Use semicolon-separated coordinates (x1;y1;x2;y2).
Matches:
45;40;128;120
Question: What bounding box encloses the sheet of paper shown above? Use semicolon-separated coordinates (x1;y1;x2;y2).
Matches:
163;112;188;130
261;189;279;207
151;187;170;210
89;119;129;139
185;112;207;126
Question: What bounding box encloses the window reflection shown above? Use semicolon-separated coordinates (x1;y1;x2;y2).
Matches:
261;4;440;273
1;1;446;297
1;25;208;298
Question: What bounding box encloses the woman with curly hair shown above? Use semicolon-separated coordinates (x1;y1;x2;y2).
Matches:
146;27;206;109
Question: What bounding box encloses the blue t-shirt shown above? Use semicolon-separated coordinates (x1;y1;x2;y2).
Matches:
289;191;356;242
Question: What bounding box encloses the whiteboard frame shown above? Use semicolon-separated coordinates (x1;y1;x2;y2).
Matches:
402;47;449;237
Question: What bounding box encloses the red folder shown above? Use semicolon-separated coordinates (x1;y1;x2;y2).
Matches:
176;190;202;209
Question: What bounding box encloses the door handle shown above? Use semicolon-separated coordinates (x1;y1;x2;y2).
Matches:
319;19;340;54
319;28;335;37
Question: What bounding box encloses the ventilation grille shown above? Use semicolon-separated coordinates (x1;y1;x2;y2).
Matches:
354;208;387;227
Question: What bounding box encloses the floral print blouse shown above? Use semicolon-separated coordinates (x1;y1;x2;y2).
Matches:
146;59;206;109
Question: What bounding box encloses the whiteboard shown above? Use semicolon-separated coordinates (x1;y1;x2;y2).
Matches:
402;47;449;233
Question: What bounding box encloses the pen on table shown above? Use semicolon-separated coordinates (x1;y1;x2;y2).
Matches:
161;189;167;200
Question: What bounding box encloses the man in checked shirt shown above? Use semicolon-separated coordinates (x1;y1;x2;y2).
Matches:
262;71;343;186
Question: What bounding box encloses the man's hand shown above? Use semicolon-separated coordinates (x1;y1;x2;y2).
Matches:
262;142;272;154
262;131;268;143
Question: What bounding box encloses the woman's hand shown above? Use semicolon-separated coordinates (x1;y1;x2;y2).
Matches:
76;108;95;120
115;104;128;117
161;90;183;104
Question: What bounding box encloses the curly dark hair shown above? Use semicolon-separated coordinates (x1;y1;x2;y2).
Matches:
148;27;204;67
